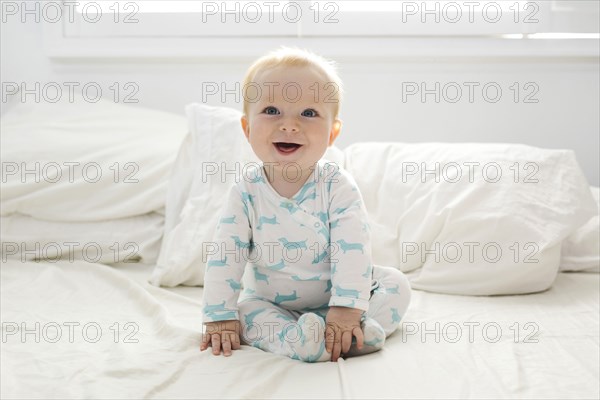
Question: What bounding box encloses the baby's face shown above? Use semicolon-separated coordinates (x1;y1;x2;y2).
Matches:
241;65;341;174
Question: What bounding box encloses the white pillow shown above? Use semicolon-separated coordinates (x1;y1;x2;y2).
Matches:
560;186;600;273
1;212;163;264
344;142;596;295
0;97;187;221
150;104;344;287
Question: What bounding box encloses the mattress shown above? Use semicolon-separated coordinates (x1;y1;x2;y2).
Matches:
2;259;598;399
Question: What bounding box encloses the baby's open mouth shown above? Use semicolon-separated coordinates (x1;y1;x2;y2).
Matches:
274;142;302;154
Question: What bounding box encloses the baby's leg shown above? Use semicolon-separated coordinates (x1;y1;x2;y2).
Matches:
367;265;412;335
238;297;329;362
345;265;411;357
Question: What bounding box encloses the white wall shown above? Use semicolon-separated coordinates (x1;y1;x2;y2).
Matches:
2;17;598;185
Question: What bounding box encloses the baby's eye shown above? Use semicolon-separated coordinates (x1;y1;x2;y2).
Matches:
301;109;319;117
263;106;279;115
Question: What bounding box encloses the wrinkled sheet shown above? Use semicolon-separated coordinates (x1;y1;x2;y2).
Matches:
1;260;598;399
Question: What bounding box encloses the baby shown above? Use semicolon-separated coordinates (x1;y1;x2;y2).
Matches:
200;47;411;362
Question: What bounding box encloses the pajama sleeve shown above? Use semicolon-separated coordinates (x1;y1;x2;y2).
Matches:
201;184;252;323
327;166;373;312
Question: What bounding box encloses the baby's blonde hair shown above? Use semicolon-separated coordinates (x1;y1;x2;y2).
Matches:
241;46;343;119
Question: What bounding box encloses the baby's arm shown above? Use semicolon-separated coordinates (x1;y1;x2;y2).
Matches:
326;165;373;360
201;185;251;356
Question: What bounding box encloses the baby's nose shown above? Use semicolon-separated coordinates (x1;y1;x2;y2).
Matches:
280;122;299;132
280;117;300;132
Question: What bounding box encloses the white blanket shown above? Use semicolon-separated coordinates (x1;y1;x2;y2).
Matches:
2;260;598;399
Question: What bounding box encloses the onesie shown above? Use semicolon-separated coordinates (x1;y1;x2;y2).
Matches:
202;159;411;361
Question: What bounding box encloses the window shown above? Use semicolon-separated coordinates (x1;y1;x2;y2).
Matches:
41;1;599;57
68;1;298;37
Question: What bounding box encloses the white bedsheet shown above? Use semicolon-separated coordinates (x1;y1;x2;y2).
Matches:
1;260;598;399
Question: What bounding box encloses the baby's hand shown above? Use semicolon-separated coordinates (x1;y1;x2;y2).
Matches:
200;320;241;357
325;306;364;362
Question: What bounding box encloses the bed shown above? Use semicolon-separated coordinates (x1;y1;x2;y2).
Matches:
1;98;598;399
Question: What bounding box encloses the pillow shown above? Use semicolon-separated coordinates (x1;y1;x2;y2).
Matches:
1;212;163;264
344;142;597;295
560;186;600;273
150;104;344;287
0;96;187;221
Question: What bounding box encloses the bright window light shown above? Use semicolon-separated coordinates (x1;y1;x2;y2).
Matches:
76;0;532;13
529;33;600;39
501;34;525;39
311;0;529;12
76;1;279;13
501;33;600;39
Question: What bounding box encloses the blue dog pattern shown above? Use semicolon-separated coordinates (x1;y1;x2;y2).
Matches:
336;239;364;254
203;161;375;324
219;215;237;225
274;290;300;303
257;215;279;230
207;256;229;269
333;284;361;299
278;238;308;250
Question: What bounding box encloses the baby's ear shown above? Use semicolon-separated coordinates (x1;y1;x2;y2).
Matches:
241;115;250;140
329;119;342;146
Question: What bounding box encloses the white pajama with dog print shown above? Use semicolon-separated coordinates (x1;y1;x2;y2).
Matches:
202;159;411;361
